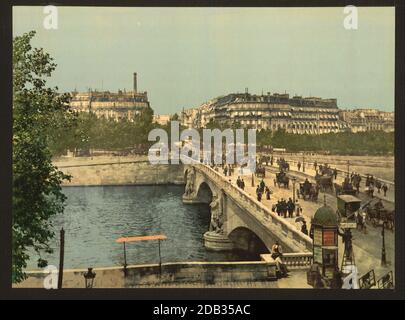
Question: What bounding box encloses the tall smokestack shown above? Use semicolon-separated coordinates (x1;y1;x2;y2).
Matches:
133;72;137;93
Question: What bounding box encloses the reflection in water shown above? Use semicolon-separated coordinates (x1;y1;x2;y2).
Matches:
27;185;256;270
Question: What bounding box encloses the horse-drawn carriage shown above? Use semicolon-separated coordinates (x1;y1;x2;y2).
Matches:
258;155;271;166
319;164;334;177
255;165;266;178
336;195;362;228
315;173;334;192
277;159;290;172
365;205;395;230
298;181;319;201
335;179;358;197
274;171;290;189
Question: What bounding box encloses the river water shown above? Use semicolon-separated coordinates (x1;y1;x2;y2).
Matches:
27;185;253;270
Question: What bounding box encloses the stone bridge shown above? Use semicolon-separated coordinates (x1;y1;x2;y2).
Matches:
182;158;313;255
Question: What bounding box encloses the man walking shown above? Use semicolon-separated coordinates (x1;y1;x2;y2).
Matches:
241;179;245;191
265;186;271;200
382;184;388;197
287;198;295;218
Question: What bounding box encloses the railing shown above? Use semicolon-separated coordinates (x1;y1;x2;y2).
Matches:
181;155;313;252
282;252;313;269
268;155;394;187
261;252;313;269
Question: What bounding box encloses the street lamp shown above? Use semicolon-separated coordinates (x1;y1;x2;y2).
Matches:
292;177;297;203
302;153;305;173
379;220;387;267
83;268;96;289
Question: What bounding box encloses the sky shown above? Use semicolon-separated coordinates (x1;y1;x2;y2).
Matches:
13;6;395;114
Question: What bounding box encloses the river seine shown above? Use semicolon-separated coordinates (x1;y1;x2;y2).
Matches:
27;185;253;270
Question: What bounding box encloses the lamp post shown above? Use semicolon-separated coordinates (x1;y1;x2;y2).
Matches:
380;220;387;267
83;268;96;289
292;177;297;203
302;154;305;173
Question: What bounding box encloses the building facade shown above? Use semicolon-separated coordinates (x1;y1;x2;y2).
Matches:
153;114;171;125
181;92;349;134
69;73;151;121
339;109;395;133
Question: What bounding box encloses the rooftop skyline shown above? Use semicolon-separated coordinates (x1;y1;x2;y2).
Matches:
13;7;395;113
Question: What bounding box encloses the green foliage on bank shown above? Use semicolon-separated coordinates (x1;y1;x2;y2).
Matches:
200;120;394;156
49;108;156;155
51;116;394;156
257;129;394;156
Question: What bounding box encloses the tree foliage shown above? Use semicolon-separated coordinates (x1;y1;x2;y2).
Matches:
13;31;72;283
256;129;394;155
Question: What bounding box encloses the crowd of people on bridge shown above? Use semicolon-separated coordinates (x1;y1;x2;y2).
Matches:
364;174;389;198
255;179;272;202
236;177;246;190
213;157;391;255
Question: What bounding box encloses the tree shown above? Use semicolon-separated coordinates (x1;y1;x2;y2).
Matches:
13;31;72;283
170;113;179;121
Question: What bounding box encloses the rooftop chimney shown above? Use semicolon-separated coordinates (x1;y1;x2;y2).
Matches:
133;72;137;93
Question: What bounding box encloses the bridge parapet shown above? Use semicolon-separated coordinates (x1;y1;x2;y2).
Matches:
261;252;313;269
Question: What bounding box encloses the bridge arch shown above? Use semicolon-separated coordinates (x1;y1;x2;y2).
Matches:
228;227;270;257
194;181;214;204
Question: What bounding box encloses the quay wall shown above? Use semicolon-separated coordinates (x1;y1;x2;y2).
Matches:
54;156;185;186
14;261;278;288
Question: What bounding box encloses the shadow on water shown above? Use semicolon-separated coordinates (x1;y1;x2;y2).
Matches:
27;185;258;270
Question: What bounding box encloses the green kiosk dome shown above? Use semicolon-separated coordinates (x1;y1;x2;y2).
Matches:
313;205;338;226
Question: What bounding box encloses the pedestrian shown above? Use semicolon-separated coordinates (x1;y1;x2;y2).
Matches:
260;179;266;193
276;201;281;217
297;161;301;171
376;180;382;194
301;221;308;235
309;223;314;239
237;176;241;188
369;183;375;198
281;199;288;218
382;184;388;197
295;200;301;216
265;186;271;200
256;185;262;202
271;241;288;277
362;211;367;234
241;179;245;190
330;268;343;289
314;161;318;171
224;166;228;176
356;212;364;232
287;198;295;218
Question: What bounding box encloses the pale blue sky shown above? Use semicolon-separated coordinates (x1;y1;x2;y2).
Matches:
13;6;395;114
